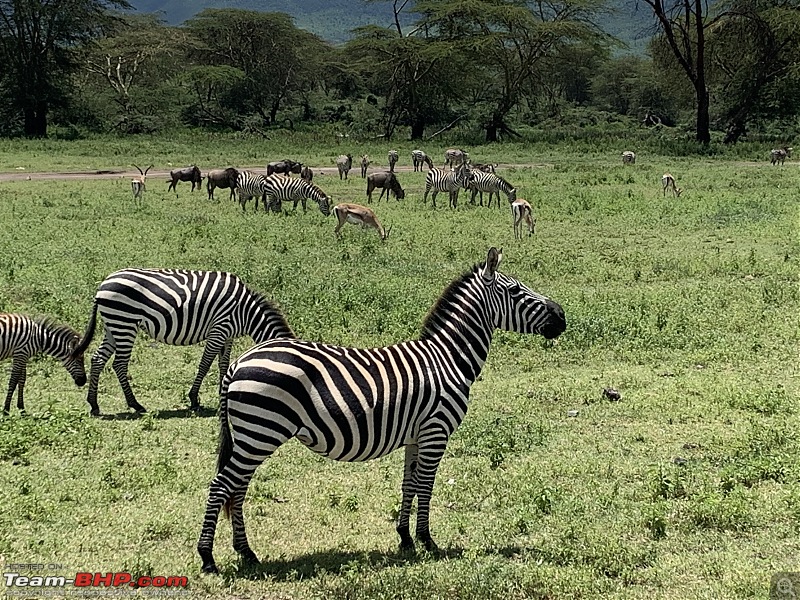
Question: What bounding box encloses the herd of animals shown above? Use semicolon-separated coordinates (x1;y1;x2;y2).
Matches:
130;148;537;242
0;141;793;573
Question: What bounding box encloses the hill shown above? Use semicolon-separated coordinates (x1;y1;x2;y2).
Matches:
129;0;653;50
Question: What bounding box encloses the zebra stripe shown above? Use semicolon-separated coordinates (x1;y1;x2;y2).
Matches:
73;269;294;416
196;248;566;573
423;164;473;208
0;314;87;413
263;175;331;216
236;171;268;211
469;171;516;207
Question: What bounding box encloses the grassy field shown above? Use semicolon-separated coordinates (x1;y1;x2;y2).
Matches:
0;137;797;599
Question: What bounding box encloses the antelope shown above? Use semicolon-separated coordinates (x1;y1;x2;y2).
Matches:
360;155;371;178
131;164;153;202
333;203;391;241
511;199;536;239
661;173;682;197
622;151;636;165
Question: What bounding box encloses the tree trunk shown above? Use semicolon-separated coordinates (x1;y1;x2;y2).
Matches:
23;102;48;138
410;120;425;141
695;85;710;145
485;120;499;142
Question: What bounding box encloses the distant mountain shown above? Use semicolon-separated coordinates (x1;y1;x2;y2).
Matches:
129;0;653;50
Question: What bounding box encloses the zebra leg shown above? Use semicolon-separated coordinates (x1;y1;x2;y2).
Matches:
413;427;449;552
396;443;419;551
87;329;117;416
188;332;231;410
14;358;27;412
106;326;146;413
4;355;27;414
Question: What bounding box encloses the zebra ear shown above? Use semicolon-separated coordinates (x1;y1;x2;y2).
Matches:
483;247;502;279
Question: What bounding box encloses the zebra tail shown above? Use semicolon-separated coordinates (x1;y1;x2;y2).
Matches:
217;375;234;519
71;301;98;358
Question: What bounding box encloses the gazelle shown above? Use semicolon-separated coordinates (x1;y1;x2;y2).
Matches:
333;203;391;241
661;173;682;197
511;199;536;239
131;164;153;202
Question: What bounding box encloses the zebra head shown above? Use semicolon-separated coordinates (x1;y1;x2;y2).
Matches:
44;320;88;387
480;248;565;339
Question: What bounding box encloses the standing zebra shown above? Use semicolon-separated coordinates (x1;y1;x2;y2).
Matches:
236;171;268;212
263;175;331;216
1;314;87;413
72;269;294;416
771;147;792;166
196;248;566;573
411;150;433;171
388;150;399;172
423;164;473;208
444;148;468;169
468;171;516;207
336;154;353;180
360;155;371;178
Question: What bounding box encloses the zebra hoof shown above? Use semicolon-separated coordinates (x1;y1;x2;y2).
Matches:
129;403;147;413
89;408;101;417
238;548;260;566
201;562;219;575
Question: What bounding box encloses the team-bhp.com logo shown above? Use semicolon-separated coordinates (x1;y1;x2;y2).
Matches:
3;565;187;593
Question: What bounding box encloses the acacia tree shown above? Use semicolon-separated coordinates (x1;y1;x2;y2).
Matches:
185;9;330;127
414;0;610;142
0;0;130;136
641;0;723;144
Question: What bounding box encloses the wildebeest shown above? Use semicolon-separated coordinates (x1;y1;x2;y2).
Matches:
336;154;353;180
366;171;405;203
300;165;313;183
267;159;303;176
472;163;498;174
167;165;202;194
206;167;240;201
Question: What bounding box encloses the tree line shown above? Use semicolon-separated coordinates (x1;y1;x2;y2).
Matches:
0;0;798;143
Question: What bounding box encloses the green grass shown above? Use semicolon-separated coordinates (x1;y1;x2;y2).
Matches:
0;140;797;599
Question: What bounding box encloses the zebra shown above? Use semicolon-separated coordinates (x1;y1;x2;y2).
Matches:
360;155;370;178
263;175;332;216
336;154;353;180
771;147;792;166
468;171;516;207
71;269;295;416
411;150;433;171
1;314;87;413
236;171;268;212
196;247;566;573
388;150;399;172
622;151;636;165
444;148;468;169
423;164;473;208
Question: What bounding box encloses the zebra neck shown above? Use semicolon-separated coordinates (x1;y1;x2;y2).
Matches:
241;293;294;342
422;324;492;386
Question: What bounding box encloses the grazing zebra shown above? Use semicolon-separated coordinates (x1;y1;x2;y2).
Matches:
770;147;792;166
411;150;433;171
336;154;353;180
360;155;371;178
423;164;473;208
1;314;87;413
196;247;566;573
444;148;468;169
661;173;682;197
511;199;536;239
468;170;516;207
388;150;399;172
263;175;332;216
72;269;294;416
236;170;268;211
622;151;636;165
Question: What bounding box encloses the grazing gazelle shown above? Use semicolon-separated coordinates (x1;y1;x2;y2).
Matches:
333;203;391;241
661;173;682;197
511;199;536;239
131;164;153;202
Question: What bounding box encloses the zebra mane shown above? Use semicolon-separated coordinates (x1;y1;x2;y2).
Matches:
303;181;327;197
420;264;482;341
32;316;80;344
248;290;295;338
495;174;513;188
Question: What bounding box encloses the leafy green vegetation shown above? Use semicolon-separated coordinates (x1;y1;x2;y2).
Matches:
0;139;797;598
